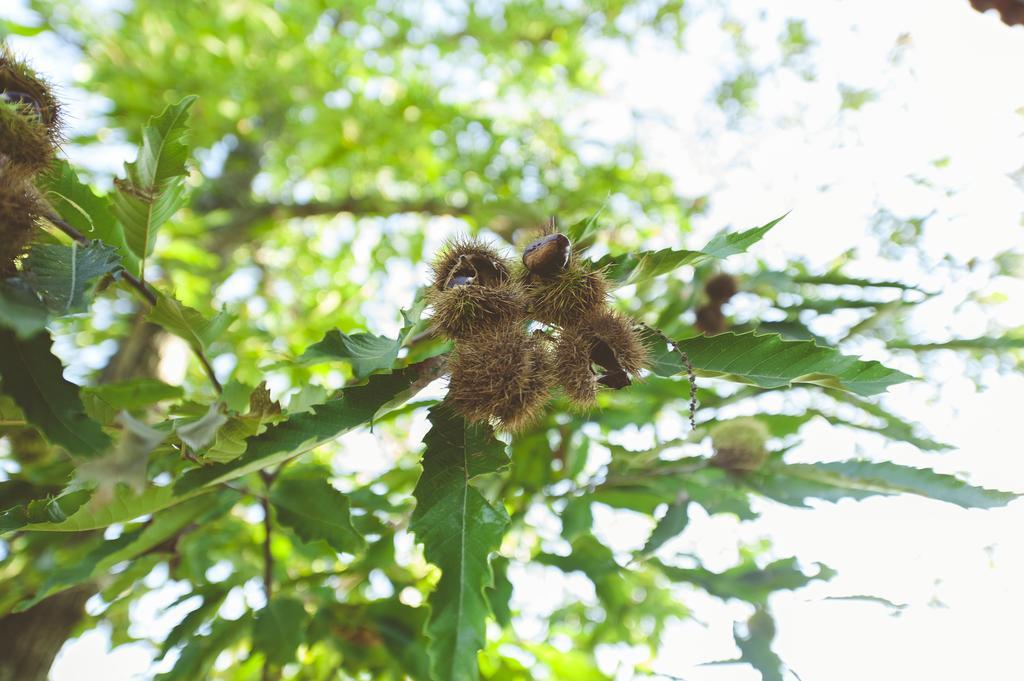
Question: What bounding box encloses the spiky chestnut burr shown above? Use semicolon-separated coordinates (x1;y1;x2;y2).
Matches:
446;322;552;432
1;46;62;180
516;256;610;328
553;309;649;408
709;417;770;472
426;238;526;340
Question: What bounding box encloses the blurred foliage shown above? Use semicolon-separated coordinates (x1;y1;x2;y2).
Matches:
0;2;1021;681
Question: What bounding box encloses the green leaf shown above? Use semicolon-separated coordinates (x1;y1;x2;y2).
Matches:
175;364;427;494
564;202;608;250
411;406;510;681
156;613;250;681
888;336;1024;351
293;329;401;377
749;460;1019;509
21;363;430;532
252;597;310;667
19;484;209;533
700;214;788;258
110;96;197;278
486;555;513;628
734;608;785;681
594;215;785;286
147;291;233;355
638;500;689;557
16;493;226;610
0;279;48;339
657;556;833;604
648;330;914;396
24;240;122;314
0;329;112;456
38;160;139;273
82;378;183;423
0;489;92;533
270;473;365;553
159;584;232;658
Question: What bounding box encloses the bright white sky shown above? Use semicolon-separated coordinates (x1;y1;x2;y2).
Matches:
4;0;1024;680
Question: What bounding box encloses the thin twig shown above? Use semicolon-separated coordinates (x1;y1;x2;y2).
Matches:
259;470;276;681
44;212;158;306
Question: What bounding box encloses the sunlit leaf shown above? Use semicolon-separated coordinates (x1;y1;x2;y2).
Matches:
411;406;510;681
293;329;401;377
749;460;1019;508
110;96;197;278
594;215;785;286
648;329;914;396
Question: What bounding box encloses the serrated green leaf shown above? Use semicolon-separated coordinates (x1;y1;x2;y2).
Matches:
594;215;784;286
38;160;139;273
270;473;365;553
0;279;48;339
0;329;112;456
293;329;401;377
564;202;608;250
110;96;197;278
749;460;1019;509
411;406;510;681
16;493;225;610
252;597;309;667
700;214;787;258
23;240;121;315
147;291;233;355
17;483;209;533
486;556;513;628
648;329;914;396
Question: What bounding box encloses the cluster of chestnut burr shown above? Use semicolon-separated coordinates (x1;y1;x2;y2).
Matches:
427;226;648;432
0;46;62;276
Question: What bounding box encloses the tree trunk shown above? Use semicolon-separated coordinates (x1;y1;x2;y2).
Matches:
0;586;93;681
0;313;165;680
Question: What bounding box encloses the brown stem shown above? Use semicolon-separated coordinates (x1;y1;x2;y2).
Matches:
259;470;276;681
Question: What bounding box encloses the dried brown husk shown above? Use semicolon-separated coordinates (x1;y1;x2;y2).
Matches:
446;322;552;432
